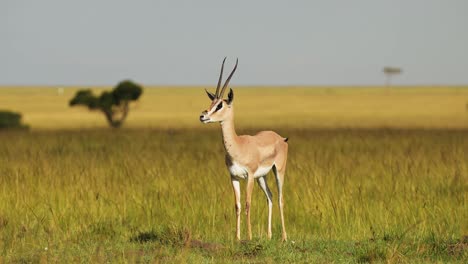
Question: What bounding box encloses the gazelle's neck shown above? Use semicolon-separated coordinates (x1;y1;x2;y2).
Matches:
220;114;239;157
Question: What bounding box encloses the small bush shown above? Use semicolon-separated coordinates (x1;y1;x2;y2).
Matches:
0;111;28;130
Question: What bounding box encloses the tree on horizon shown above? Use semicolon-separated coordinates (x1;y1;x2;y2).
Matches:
69;80;143;128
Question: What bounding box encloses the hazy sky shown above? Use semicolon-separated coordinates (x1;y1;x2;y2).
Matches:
2;0;468;86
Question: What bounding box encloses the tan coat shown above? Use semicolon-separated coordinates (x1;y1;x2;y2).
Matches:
199;58;288;241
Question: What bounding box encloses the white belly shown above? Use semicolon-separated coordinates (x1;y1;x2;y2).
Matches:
253;165;273;177
229;162;273;179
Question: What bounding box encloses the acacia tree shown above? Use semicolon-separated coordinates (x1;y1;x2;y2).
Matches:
69;80;143;128
383;67;402;87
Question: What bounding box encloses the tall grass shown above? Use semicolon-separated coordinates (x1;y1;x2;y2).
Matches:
0;128;466;262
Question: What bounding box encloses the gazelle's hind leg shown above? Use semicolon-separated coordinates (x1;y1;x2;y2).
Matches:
273;145;288;241
257;176;273;239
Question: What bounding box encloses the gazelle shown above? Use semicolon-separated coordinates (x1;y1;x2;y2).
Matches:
199;58;288;241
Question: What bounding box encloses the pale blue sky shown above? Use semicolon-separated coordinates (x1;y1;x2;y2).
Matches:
2;0;467;86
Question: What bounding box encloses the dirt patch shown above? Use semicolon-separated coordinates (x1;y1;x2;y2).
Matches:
447;235;468;257
185;239;224;252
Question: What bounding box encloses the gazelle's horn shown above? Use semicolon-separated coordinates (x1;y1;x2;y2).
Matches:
215;57;227;98
219;58;238;99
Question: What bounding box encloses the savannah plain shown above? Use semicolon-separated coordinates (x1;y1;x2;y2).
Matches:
0;86;467;263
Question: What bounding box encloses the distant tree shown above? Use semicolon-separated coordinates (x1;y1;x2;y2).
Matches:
69;80;143;128
0;110;28;130
383;67;402;87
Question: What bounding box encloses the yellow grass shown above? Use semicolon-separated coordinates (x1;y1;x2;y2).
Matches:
1;86;467;129
0;86;467;262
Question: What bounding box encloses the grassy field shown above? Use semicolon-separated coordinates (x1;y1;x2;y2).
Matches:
0;87;467;262
1;86;468;129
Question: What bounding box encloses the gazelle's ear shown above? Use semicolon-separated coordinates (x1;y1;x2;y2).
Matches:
227;88;234;105
205;89;216;101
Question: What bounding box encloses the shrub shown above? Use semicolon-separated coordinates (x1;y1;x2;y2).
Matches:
0;111;28;130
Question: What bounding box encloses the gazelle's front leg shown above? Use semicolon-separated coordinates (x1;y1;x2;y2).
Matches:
231;177;241;240
245;174;255;240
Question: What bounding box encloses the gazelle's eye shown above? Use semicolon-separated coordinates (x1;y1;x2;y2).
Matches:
215;102;223;112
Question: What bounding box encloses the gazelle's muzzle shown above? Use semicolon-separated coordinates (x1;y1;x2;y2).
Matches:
199;110;209;123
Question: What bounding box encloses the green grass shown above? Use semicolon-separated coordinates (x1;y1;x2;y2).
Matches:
0;128;466;262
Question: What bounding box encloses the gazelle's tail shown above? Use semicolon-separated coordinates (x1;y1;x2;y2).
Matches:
284;137;289;142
